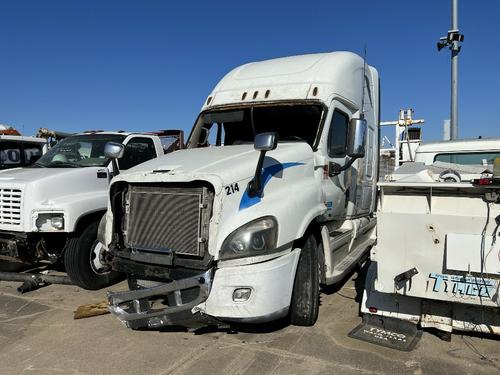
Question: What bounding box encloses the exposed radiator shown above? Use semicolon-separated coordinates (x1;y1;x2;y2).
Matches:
123;185;212;257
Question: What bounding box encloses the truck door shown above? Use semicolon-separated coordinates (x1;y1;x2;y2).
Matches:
321;101;356;220
356;125;376;215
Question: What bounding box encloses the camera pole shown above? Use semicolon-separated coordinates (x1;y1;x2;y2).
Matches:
450;0;459;140
437;0;464;140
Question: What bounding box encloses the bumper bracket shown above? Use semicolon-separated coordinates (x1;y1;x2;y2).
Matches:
107;270;224;329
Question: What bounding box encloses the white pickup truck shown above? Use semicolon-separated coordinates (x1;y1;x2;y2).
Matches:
0;130;183;290
414;137;500;167
103;51;380;329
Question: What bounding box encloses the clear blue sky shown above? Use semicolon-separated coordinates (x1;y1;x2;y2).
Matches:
1;0;499;142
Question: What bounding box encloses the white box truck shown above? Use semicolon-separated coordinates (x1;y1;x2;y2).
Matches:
103;51;380;329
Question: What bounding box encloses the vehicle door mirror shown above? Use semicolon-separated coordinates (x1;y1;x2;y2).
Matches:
346;118;367;158
248;132;278;197
254;132;278;152
105;142;125;177
104;142;125;159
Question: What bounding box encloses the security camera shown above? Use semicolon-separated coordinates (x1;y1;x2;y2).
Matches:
437;39;448;51
447;29;464;43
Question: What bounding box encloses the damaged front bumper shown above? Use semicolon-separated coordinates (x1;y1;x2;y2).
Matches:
107;269;224;330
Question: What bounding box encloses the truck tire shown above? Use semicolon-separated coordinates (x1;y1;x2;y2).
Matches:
64;221;121;290
289;233;320;326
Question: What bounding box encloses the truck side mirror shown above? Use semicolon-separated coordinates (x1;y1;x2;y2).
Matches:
248;132;278;197
346;118;367;158
105;142;125;159
330;118;367;176
105;142;125;176
254;132;278;152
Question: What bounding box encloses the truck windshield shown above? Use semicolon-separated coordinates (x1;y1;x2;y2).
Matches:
33;134;126;168
189;104;324;148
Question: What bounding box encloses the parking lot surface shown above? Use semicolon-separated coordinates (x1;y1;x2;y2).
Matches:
0;271;498;375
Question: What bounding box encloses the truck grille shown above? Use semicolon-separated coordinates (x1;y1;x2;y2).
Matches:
123;185;212;257
0;188;22;226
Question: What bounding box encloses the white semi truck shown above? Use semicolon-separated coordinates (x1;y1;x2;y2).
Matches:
103;51;380;329
0;130;183;290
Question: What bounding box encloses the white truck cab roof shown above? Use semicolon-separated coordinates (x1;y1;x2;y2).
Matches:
416;138;500;153
203;52;372;110
0;135;47;144
75;131;134;137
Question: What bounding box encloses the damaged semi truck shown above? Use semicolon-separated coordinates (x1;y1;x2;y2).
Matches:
103;52;380;328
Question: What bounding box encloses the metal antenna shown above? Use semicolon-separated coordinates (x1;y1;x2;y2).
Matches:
360;44;367;119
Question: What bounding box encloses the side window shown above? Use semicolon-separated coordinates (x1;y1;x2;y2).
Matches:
328;110;349;157
435;152;500;166
118;137;157;170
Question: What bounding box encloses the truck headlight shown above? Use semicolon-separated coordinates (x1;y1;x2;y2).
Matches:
220;216;278;260
35;213;65;231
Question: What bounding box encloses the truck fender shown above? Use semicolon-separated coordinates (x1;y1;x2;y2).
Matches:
73;210;107;234
294;219;328;285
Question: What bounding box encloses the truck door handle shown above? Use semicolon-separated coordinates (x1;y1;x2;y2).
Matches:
97;170;108;179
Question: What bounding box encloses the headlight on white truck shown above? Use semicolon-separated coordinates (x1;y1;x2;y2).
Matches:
220;216;278;260
35;213;65;231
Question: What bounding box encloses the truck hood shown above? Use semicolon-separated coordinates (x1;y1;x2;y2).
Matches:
0;167;94;183
118;143;314;189
0;166;108;205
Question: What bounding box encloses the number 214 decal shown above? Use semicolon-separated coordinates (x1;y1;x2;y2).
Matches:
225;183;240;195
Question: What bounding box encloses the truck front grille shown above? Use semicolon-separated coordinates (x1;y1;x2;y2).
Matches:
123;185;212;257
0;188;22;226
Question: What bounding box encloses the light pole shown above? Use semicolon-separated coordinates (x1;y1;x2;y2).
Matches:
437;0;464;140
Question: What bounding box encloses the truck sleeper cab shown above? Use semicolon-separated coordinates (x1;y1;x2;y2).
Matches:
105;52;380;329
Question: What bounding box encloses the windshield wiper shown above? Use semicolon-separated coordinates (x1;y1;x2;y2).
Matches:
47;161;83;168
31;162;47;168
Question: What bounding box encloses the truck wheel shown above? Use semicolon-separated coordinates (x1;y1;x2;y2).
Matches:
64;221;121;290
289;233;320;326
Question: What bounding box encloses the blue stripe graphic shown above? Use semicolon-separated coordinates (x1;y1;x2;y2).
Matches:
239;162;303;210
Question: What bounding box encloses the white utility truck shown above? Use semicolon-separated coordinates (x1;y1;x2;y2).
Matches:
414;137;500;167
103;51;380;329
0;125;50;170
0;135;47;169
357;159;500;350
0;130;183;290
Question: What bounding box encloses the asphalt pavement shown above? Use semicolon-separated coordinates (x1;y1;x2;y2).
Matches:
0;270;498;375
